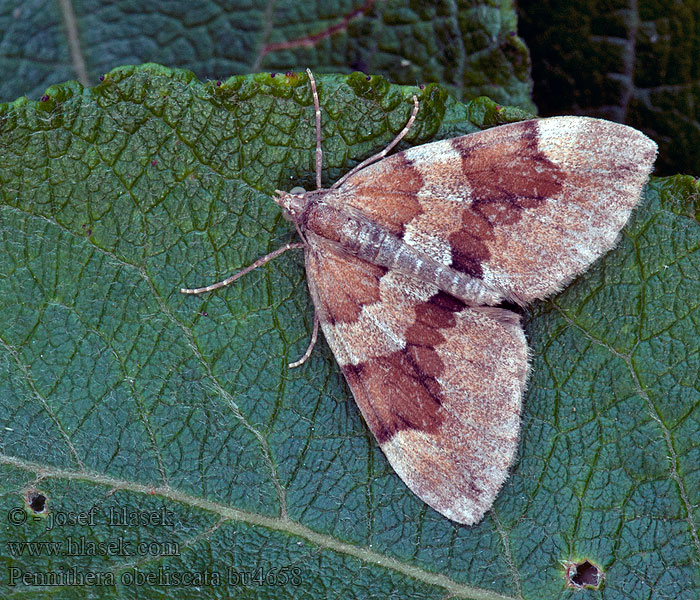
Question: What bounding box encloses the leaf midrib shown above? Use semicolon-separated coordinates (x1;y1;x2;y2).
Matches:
0;453;518;600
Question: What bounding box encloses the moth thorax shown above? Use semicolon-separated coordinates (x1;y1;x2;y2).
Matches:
305;202;388;261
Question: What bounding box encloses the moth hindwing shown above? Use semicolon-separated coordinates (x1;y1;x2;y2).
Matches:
183;71;657;525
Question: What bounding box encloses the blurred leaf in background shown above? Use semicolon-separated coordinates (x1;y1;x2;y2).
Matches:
0;0;533;110
518;0;700;176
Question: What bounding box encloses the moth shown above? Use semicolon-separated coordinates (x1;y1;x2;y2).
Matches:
182;70;657;525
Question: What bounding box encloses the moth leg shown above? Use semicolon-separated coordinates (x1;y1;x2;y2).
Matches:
180;242;305;295
306;68;323;191
293;220;310;247
288;311;319;368
331;95;420;190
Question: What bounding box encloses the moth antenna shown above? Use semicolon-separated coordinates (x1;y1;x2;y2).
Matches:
180;242;305;295
331;94;420;190
306;68;323;191
288;311;319;368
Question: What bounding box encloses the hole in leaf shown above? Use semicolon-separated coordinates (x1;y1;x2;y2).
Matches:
26;490;47;513
565;560;603;589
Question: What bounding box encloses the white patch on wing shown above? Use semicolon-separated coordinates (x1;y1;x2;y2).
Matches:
330;270;437;365
535;116;587;164
331;305;405;365
381;428;508;525
401;142;474;267
403;138;460;168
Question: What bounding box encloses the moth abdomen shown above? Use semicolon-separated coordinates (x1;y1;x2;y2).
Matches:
304;198;501;305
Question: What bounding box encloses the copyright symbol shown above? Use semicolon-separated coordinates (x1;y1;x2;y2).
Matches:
8;507;27;525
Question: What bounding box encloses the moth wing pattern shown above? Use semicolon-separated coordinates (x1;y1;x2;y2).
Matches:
180;73;658;526
335;116;658;305
304;238;528;525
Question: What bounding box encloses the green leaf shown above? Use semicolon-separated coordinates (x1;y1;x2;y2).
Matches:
1;66;699;599
0;0;533;111
517;0;700;177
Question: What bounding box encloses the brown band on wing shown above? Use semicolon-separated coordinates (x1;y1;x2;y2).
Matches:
342;347;444;444
341;291;467;444
345;154;425;236
313;249;387;325
448;121;565;277
447;227;491;277
406;290;466;343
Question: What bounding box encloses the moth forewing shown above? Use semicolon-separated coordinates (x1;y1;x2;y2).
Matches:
182;70;657;525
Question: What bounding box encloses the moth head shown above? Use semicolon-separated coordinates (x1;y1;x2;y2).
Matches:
274;187;308;222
